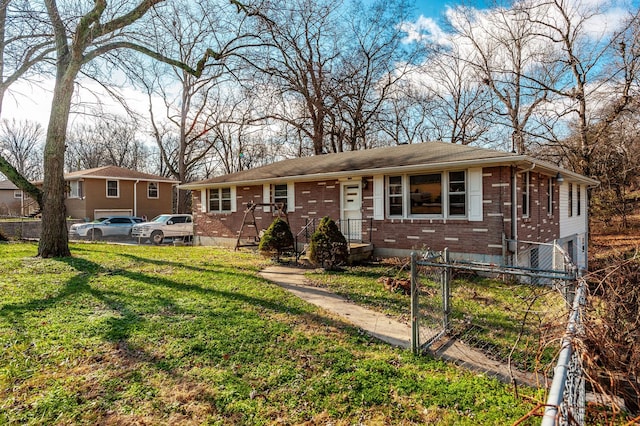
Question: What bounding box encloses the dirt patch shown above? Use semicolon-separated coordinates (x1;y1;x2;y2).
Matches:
591;214;640;258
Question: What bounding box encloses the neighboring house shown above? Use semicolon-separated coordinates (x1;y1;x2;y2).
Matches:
0;180;24;216
63;166;177;221
180;142;598;270
0;180;39;216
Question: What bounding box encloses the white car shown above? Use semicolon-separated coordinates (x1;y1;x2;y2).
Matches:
69;216;144;240
131;214;194;245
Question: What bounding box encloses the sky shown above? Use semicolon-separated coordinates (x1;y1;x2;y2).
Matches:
0;0;631;130
415;0;489;21
2;0;481;130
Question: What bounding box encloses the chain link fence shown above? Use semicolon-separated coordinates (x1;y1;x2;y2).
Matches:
410;241;586;425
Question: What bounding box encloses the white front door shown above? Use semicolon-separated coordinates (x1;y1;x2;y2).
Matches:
341;182;362;242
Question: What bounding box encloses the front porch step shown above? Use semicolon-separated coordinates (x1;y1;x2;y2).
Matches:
348;242;374;263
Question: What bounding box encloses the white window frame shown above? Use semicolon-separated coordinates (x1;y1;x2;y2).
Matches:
263;182;295;213
386;175;404;217
448;170;466;217
147;182;159;199
409;172;443;217
208;187;233;213
272;183;288;210
69;181;82;199
568;183;573;217
13;190;22;199
385;170;470;220
106;180;119;198
522;171;530;218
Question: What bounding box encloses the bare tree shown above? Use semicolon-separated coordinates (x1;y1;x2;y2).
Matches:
132;0;253;213
0;118;43;180
38;0;227;257
65;117;149;172
247;0;343;155
450;3;552;153
202;87;273;175
526;0;638;175
0;0;53;207
377;79;437;145
590;114;640;229
417;43;493;146
329;0;417;151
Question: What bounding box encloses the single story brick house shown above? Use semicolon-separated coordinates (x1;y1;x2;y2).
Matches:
181;142;597;270
62;166;177;221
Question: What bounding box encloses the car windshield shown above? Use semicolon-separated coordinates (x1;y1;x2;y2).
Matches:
150;215;171;223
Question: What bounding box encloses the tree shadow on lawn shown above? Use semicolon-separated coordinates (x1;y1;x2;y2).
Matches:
1;253;382;422
1;253;373;363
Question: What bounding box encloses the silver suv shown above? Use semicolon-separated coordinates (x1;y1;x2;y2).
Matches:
69;216;144;240
131;214;193;245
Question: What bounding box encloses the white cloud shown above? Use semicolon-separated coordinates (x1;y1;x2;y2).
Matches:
399;15;451;46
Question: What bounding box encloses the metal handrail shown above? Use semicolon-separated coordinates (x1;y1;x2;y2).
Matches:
337;218;373;244
294;218;316;261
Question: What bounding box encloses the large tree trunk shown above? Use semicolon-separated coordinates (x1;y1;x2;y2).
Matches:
38;70;76;258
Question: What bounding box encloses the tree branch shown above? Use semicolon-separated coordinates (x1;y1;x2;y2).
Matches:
0;153;43;209
83;41;222;77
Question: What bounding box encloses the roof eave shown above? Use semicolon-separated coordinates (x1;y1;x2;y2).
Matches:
180;154;599;190
66;175;178;184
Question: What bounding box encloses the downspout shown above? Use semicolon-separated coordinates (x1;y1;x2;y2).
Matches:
511;163;536;265
134;180;139;217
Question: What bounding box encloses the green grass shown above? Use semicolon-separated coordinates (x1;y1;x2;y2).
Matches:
0;242;545;425
305;264;567;371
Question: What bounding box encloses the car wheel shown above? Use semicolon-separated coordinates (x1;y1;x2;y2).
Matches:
89;228;102;240
150;230;164;245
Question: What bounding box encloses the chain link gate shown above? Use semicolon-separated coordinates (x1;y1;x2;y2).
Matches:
410;250;451;354
409;242;585;425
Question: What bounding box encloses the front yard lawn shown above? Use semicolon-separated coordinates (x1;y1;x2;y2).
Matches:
0;242;543;425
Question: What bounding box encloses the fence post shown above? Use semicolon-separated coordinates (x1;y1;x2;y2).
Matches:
442;248;450;332
411;252;419;355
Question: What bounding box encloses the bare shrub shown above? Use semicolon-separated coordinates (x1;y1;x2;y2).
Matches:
584;250;640;417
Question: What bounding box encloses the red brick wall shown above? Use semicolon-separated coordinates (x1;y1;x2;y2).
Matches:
515;170;560;248
361;167;514;256
192;166;560;256
192;181;344;244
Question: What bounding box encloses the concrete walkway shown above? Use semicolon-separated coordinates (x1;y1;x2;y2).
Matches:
259;265;544;387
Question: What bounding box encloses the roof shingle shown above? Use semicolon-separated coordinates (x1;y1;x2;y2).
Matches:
183;142;519;187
